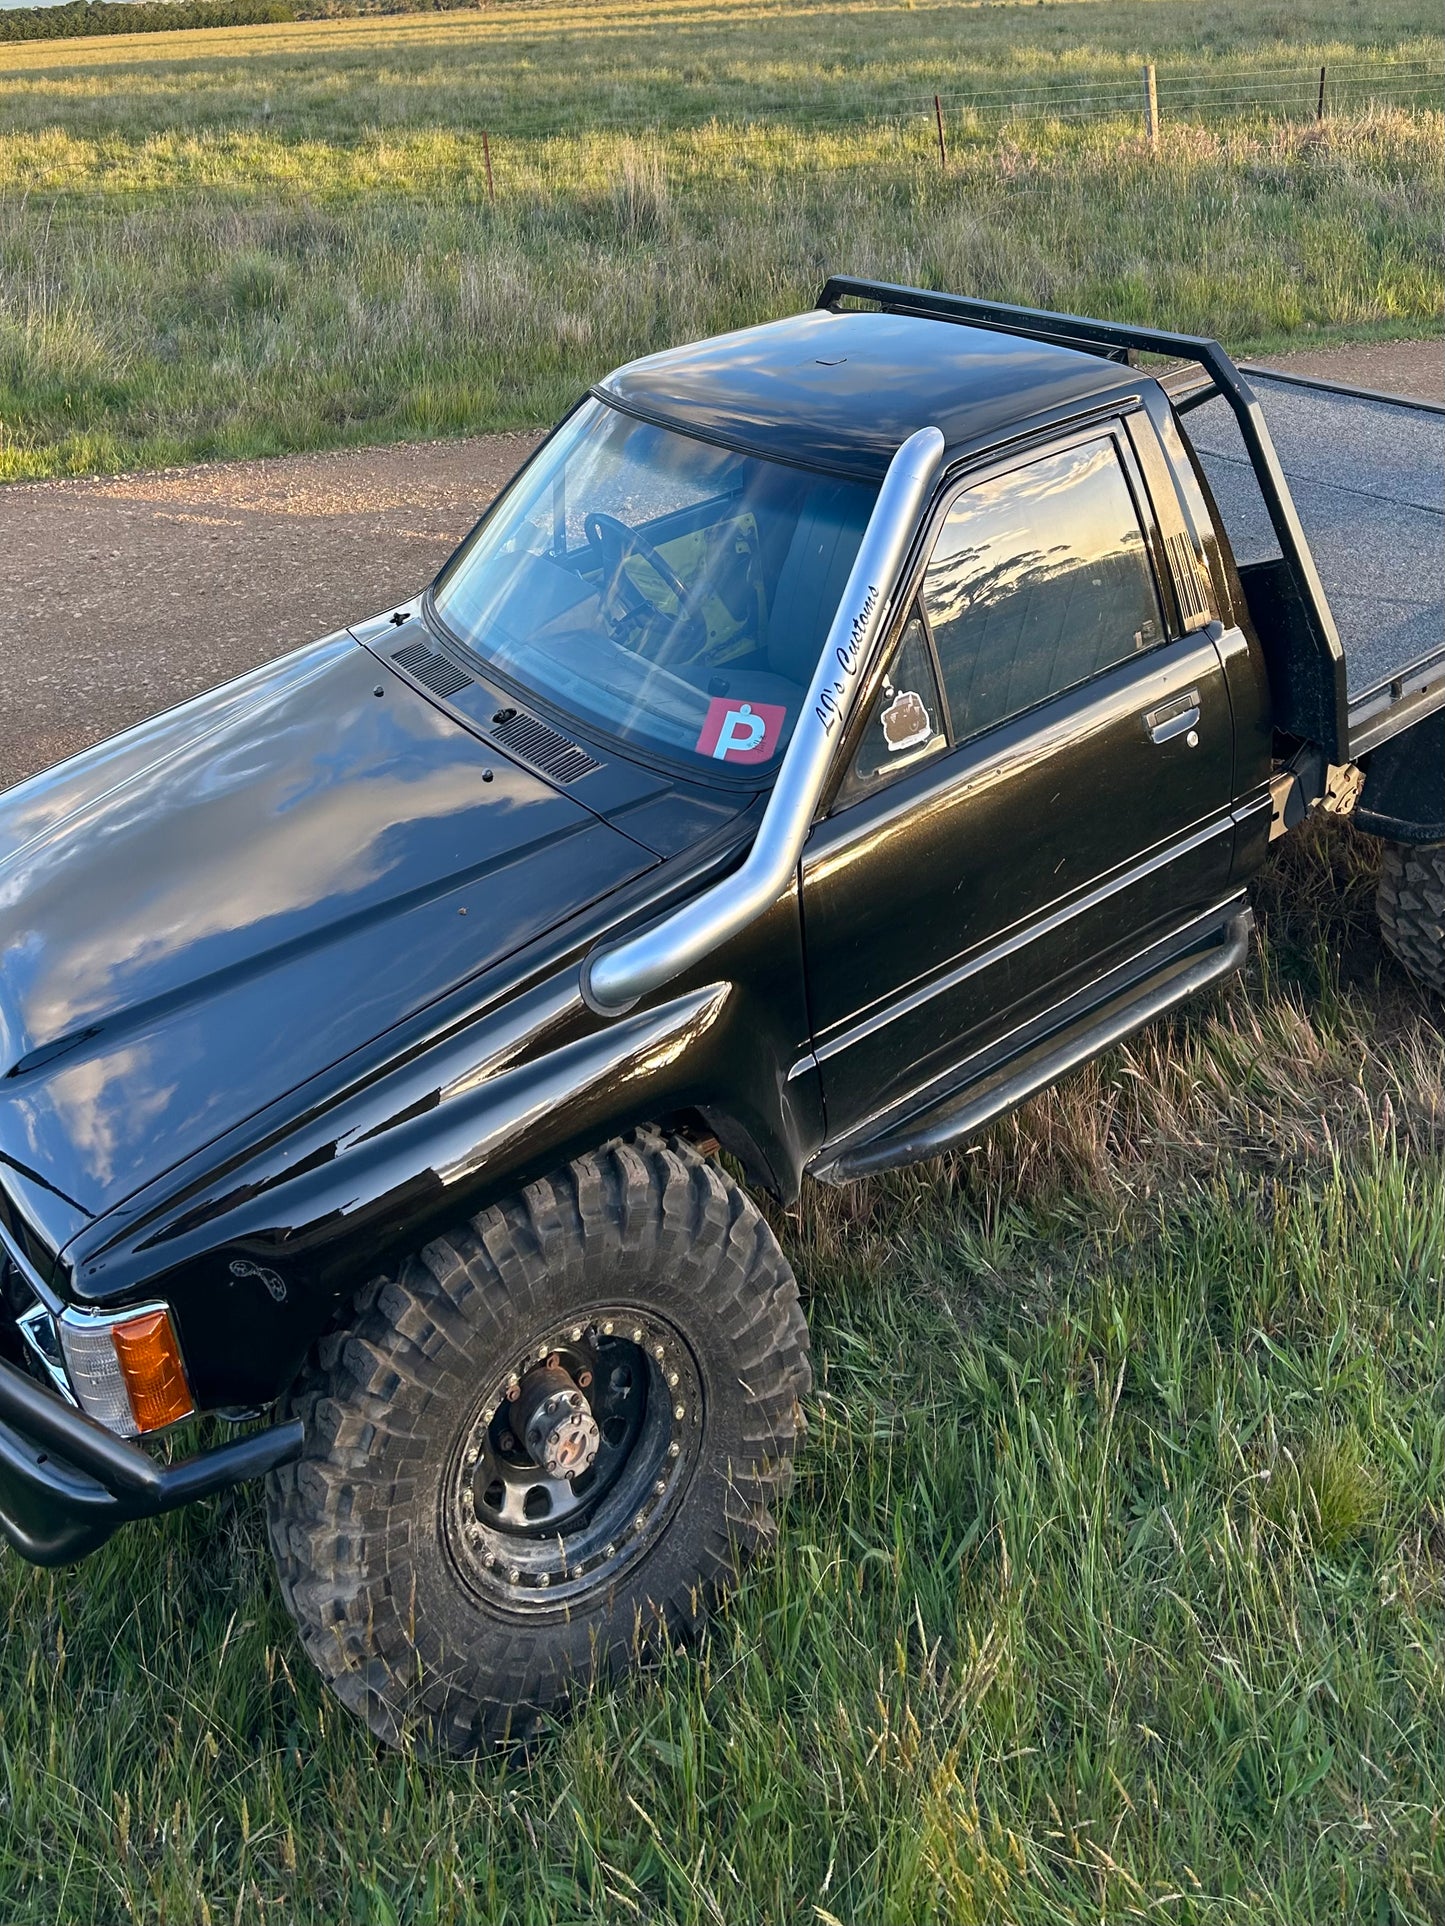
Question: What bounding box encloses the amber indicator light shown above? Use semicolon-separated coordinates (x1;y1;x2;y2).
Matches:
111;1310;195;1433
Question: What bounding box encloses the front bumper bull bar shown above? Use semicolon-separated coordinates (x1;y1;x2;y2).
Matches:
0;1354;303;1566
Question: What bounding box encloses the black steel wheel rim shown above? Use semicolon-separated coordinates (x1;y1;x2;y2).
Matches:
442;1305;702;1608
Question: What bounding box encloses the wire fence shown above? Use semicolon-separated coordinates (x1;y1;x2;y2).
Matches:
929;57;1444;126
455;57;1443;160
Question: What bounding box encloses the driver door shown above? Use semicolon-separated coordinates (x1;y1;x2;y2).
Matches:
800;420;1238;1140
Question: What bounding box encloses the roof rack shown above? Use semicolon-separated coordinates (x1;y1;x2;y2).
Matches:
818;276;1348;759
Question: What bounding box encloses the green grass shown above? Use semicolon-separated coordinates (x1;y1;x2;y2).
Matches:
0;0;1441;478
2;825;1443;1923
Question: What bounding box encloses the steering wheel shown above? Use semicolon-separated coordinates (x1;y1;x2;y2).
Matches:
584;511;706;660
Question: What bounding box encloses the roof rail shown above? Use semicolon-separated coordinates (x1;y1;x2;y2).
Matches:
817;276;1348;758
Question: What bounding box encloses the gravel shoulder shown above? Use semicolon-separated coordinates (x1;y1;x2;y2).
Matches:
0;432;543;791
1;340;1439;793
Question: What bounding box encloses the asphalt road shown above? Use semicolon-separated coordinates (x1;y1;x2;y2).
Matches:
1;338;1439;793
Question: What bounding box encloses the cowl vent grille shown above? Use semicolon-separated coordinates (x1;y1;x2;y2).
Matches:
391;641;473;700
389;641;601;782
489;708;601;784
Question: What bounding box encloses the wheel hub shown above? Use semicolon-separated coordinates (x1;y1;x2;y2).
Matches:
444;1309;701;1607
514;1362;601;1479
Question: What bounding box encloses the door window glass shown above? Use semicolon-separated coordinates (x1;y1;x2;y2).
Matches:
835;605;947;807
922;435;1163;744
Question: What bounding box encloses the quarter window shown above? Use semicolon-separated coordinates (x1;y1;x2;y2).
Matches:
922;435;1163;745
835;604;947;806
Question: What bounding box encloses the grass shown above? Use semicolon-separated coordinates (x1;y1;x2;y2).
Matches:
0;0;1441;478
1;824;1443;1923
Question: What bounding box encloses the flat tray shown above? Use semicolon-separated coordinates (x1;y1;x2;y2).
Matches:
1181;365;1444;704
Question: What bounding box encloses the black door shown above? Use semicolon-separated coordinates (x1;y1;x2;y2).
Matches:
801;421;1237;1140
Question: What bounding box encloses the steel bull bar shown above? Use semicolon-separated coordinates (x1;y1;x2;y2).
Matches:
0;1354;302;1566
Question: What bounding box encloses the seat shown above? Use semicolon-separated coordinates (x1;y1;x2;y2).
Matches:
763;483;874;687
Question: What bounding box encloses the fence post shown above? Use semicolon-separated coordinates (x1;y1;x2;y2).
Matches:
1142;63;1158;152
934;93;948;168
482;130;495;204
1317;65;1327;121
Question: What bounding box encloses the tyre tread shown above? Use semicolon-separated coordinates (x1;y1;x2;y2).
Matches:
266;1132;809;1753
1378;839;1445;995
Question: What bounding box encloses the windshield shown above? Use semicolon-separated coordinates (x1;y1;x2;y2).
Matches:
432;398;877;776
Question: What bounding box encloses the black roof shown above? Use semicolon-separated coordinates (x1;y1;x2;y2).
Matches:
598;308;1142;479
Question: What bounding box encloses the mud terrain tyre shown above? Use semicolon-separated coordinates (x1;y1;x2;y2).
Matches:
265;1133;810;1755
1377;839;1445;996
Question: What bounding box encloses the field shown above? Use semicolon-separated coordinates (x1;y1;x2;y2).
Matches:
0;0;1441;478
1;3;1444;1921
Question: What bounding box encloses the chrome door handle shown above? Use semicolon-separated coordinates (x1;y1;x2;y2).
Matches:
1143;690;1201;745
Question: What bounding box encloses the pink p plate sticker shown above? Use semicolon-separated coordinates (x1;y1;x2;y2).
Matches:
695;697;788;764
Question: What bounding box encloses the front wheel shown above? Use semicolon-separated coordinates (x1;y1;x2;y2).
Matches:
266;1133;810;1754
1376;839;1445;995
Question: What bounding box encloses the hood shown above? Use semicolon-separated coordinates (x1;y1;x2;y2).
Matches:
0;634;655;1228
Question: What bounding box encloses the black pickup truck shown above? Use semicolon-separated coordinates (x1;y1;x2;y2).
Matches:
1;279;1441;1754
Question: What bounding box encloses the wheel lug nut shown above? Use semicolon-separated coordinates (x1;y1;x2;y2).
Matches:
538;1573;550;1588
605;1543;617;1559
668;1441;680;1459
668;1371;679;1388
653;1343;664;1359
634;1514;647;1532
508;1568;521;1584
655;1478;666;1494
506;1379;521;1402
674;1403;685;1420
602;1321;614;1336
631;1328;643;1344
570;1327;582;1343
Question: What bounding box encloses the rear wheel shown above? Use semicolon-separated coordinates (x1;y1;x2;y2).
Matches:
265;1133;809;1755
1376;839;1445;995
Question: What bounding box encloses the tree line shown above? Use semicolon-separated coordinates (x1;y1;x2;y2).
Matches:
0;0;490;42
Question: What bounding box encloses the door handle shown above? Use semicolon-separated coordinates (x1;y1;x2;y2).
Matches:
1143;690;1201;745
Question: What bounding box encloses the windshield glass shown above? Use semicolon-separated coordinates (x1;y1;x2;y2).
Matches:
432;398;877;776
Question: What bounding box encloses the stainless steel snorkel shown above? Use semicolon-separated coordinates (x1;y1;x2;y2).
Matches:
581;424;945;1016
